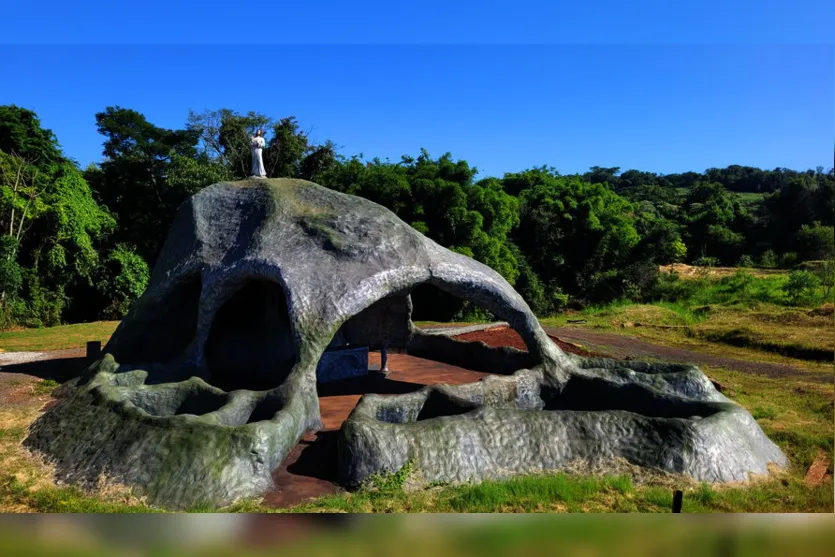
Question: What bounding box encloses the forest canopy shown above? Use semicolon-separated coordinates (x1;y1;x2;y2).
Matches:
1;104;833;326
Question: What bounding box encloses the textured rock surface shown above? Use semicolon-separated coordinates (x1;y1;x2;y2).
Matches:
339;360;788;487
24;178;564;509
24;178;787;509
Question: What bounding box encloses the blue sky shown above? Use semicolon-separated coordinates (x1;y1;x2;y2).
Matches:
2;2;833;179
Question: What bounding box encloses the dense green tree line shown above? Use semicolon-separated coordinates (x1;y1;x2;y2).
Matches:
1;104;832;326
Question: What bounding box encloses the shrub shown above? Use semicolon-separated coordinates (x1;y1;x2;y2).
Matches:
814;260;835;299
779;252;799;269
737;254;755;268
620;262;661;302
96;244;150;319
693;256;720;267
783;270;822;306
759;250;778;269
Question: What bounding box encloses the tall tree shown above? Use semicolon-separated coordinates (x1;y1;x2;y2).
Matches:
0;105;65;166
88;106;212;265
513;170;639;298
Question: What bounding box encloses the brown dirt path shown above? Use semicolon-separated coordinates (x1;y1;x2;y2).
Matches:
546;327;832;384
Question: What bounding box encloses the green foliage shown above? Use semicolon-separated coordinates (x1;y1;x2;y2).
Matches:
166;154;232;196
795;222;835;261
812;259;835;298
778;251;799;269
692;256;720;267
681;182;750;265
3;104;834;327
0;236;22;326
95;244;150;319
187;109;337;182
33;379;60;395
759;249;778;269
0;105;65;165
370;460;414;493
514;171;639;299
88;106;201;265
783;271;822;306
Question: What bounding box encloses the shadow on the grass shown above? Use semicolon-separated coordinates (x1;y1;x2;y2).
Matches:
0;357;89;383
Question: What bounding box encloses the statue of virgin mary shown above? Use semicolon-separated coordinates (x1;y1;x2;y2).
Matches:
250;129;267;178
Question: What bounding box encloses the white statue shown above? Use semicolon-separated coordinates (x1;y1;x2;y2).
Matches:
250;129;267;178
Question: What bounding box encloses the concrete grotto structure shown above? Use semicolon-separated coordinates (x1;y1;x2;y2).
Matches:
24;178;788;509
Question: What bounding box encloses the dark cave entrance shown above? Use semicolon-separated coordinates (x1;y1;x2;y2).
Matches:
409;283;496;323
113;275;202;365
205;279;298;392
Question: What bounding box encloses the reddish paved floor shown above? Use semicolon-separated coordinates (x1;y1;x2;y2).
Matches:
262;352;487;508
456;326;603;358
262;327;609;508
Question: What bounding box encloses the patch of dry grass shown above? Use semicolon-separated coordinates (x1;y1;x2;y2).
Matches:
0;391;154;513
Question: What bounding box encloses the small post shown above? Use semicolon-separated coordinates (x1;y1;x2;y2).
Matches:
86;341;102;361
672;490;683;513
380;345;389;373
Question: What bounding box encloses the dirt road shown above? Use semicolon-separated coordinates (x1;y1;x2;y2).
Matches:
547;327;832;384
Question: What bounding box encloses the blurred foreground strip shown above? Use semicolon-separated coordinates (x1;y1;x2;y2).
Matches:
0;514;833;556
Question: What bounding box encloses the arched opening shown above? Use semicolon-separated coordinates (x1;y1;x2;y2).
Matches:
205;279;298;392
409;283;495;323
108;275;202;364
319;281;539;383
405;283;540;374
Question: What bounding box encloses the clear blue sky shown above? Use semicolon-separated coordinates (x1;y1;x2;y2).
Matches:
2;1;833;179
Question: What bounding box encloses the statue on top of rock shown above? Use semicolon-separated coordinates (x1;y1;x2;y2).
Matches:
250;129;267;178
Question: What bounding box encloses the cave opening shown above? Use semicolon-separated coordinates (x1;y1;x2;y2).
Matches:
205;279;298;392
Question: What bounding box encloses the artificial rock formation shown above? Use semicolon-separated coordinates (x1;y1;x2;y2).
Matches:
25;178;787;509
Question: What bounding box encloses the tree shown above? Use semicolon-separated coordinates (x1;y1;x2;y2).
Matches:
582;166;621;188
513;171;639;298
89;106;204;265
795;222;835;262
95;244;150;319
1;147;115;326
681;182;750;264
0;105;65;166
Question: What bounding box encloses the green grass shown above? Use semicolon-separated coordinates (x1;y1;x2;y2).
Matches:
0;321;118;352
672;188;764;203
32;379;60;396
0;476;161;513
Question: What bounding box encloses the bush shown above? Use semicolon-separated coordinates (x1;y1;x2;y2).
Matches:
620;262;661;302
814;260;835;299
779;252;799;269
795;222;835;261
18;274;65;327
96;244;150;319
783;271;822;306
693;256;720;267
737;254;755;268
759;250;778;269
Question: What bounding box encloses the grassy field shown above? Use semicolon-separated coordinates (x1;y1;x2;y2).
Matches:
673;188;765;203
0;321;119;352
0;270;832;513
